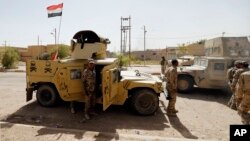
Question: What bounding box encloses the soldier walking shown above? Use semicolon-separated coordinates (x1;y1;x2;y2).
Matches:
165;59;179;115
227;60;242;109
82;59;97;120
236;71;250;125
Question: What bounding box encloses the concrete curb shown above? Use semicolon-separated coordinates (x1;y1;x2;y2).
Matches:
0;122;217;141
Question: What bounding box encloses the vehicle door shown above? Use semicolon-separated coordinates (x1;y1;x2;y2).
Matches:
208;60;227;86
66;67;84;99
102;66;120;110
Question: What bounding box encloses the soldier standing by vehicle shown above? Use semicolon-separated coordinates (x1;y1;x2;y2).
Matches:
227;60;242;109
230;61;246;110
160;56;167;74
236;71;250;125
82;59;97;120
234;62;249;108
165;59;179;115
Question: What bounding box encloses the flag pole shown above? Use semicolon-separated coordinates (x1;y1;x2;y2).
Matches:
56;3;63;60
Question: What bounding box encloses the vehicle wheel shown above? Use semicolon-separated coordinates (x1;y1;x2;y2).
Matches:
36;85;58;107
131;89;159;115
177;75;194;93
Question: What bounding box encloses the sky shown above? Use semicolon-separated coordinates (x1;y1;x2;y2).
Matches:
0;0;249;52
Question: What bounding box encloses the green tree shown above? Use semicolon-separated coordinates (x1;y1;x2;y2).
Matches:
50;45;70;59
117;54;130;67
1;48;20;69
178;43;188;56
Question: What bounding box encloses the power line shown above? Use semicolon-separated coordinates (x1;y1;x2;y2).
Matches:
134;33;250;40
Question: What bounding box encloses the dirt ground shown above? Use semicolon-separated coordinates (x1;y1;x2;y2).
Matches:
0;72;243;141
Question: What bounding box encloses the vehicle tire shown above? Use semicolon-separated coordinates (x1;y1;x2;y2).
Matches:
177;75;194;93
36;85;58;107
131;89;159;115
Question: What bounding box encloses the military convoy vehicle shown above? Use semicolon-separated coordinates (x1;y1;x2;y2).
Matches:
177;37;250;93
26;30;163;115
177;56;250;93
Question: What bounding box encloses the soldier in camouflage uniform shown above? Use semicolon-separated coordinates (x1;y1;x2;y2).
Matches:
165;59;179;115
160;56;167;74
236;71;250;125
230;61;247;110
227;60;242;109
82;59;97;120
234;62;249;108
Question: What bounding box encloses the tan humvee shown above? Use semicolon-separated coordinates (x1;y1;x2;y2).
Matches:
26;30;163;115
177;56;250;93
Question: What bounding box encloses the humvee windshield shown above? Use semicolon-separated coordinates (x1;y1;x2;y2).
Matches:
194;58;208;67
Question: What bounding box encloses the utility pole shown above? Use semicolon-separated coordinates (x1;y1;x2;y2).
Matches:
120;16;131;65
51;28;57;45
143;26;147;66
37;36;40;46
54;28;57;45
222;32;225;37
4;40;7;53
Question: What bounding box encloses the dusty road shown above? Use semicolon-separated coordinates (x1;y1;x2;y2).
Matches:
0;71;242;141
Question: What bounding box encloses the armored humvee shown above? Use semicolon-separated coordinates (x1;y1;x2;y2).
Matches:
177;56;250;93
26;30;163;115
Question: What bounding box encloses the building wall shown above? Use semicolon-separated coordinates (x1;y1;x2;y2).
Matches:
204;37;250;57
0;44;65;62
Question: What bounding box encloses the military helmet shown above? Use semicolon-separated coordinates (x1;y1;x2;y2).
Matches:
234;60;242;65
242;61;249;67
88;59;95;64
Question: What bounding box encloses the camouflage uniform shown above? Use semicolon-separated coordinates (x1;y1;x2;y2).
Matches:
232;67;249;108
160;57;167;74
236;71;250;124
165;66;178;114
227;67;238;108
82;68;96;116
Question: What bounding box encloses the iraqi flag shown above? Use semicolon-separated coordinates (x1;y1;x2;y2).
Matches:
51;51;58;61
47;3;63;18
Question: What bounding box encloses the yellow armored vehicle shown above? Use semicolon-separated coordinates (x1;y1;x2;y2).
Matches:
26;30;163;115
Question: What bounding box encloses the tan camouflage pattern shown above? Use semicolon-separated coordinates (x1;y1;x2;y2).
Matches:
230;68;249;109
231;68;248;89
227;67;237;85
236;71;250;124
165;66;178;111
82;69;96;113
227;67;238;108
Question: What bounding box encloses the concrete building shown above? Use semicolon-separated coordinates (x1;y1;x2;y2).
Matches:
204;37;250;57
130;42;205;61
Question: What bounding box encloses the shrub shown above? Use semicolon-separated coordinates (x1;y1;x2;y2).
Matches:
1;48;20;69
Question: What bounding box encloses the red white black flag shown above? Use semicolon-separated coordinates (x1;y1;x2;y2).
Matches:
47;3;63;18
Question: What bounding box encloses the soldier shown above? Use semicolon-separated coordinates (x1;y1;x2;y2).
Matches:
230;61;246;110
236;71;250;125
165;59;179;115
82;59;97;120
235;62;249;108
160;56;167;74
227;60;242;109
